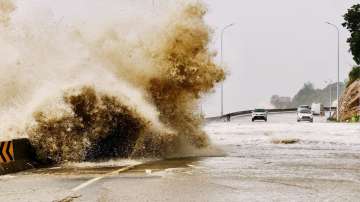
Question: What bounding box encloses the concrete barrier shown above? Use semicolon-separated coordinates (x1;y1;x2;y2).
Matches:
0;138;36;175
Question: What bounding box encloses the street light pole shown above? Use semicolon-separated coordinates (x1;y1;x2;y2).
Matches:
329;81;332;117
220;23;235;116
325;22;340;121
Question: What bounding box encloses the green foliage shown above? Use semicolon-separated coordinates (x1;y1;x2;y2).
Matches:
342;4;360;64
351;115;360;122
347;66;360;87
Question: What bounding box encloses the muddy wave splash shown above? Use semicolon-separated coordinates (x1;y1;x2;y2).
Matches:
28;87;178;163
0;0;225;163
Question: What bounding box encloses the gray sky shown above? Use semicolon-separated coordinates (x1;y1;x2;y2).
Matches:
13;0;359;116
203;0;358;116
204;0;359;115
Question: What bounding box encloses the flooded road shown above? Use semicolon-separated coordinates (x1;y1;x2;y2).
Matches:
0;113;360;202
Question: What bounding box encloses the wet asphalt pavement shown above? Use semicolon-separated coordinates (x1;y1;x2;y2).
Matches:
0;113;359;202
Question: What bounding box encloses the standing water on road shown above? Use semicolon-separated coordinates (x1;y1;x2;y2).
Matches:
0;0;225;163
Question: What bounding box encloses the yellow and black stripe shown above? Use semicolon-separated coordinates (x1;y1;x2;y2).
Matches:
0;141;14;163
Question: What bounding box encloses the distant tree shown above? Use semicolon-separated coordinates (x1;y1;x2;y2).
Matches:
347;66;360;86
291;82;316;107
270;95;291;109
272;82;346;108
342;4;360;64
270;95;280;108
290;82;346;107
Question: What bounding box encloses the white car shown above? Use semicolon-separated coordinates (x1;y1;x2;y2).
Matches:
252;109;268;122
297;109;313;122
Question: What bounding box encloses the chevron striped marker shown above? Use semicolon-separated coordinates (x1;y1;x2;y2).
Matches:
0;141;14;163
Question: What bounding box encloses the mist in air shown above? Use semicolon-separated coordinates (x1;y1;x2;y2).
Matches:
0;0;224;163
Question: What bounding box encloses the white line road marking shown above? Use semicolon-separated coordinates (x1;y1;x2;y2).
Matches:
71;176;103;192
56;163;143;201
71;163;141;192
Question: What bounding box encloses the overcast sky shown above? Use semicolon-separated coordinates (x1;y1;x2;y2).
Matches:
14;0;359;116
201;0;358;116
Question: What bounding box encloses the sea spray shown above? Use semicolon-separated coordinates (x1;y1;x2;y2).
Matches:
0;0;225;163
28;86;178;162
0;0;15;26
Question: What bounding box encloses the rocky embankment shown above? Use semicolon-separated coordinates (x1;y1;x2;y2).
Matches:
338;80;359;121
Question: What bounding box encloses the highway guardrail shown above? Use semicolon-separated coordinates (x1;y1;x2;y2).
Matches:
205;107;336;122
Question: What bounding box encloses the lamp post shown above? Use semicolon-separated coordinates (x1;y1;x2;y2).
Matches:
325;22;340;121
220;23;235;116
152;0;158;9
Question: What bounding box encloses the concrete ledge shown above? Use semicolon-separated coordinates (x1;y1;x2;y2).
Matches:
0;138;36;175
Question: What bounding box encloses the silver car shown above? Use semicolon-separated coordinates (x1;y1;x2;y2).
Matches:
297;109;314;122
251;109;268;122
